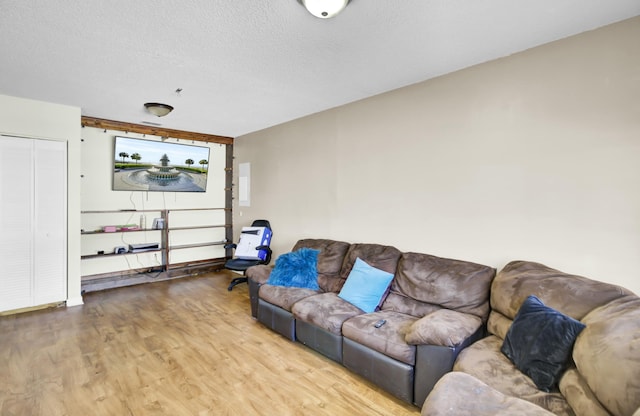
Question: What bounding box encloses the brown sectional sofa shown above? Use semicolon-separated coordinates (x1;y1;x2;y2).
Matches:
248;241;640;414
247;238;496;406
421;260;640;416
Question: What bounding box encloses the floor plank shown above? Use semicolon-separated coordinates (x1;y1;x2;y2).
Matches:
0;272;419;415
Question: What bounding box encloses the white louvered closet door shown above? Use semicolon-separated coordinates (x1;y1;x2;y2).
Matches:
0;136;67;312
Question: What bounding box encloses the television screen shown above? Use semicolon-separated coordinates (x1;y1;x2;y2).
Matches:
113;136;210;192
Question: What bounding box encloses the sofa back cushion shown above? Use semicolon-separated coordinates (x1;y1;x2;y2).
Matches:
381;252;496;320
337;243;402;293
571;295;640;416
488;261;631;339
292;239;351;293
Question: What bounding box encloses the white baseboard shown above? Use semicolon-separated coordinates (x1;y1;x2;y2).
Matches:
66;296;84;307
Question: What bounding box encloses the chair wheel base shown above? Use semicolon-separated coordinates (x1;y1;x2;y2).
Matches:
228;277;248;291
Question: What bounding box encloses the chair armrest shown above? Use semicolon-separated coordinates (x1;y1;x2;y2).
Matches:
224;243;237;250
405;309;482;348
255;245;273;264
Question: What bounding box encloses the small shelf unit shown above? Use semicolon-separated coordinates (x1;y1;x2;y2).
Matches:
80;208;230;281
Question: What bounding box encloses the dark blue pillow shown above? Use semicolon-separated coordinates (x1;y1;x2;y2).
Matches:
267;248;320;290
501;295;586;392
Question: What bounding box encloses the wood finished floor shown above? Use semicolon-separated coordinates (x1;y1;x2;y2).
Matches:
0;272;419;415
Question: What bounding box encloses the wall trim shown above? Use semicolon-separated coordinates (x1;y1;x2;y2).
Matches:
66;297;84;307
81;116;234;145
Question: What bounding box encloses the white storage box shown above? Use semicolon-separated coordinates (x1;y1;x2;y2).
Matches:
234;226;272;261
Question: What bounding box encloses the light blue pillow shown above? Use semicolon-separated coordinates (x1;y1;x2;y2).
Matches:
267;248;320;290
338;257;395;313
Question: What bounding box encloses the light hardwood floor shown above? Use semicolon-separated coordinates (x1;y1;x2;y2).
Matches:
0;272;419;415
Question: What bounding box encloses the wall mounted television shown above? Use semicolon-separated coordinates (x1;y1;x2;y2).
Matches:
113;136;210;192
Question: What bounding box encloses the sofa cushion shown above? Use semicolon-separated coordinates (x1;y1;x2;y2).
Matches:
486;310;513;340
258;284;321;312
291;292;363;335
422;372;557;416
292;239;351;292
501;295;586;392
405;309;482;348
339;243;402;283
338;258;394;313
267;248;320;290
379;292;442;318
573;295;640;416
342;311;417;365
454;336;574;415
383;252;495;320
559;368;611;416
490;261;631;325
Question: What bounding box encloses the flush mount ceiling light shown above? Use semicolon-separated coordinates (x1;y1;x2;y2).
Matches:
144;102;174;117
297;0;351;18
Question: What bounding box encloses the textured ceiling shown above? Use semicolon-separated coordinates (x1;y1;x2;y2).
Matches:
1;0;638;138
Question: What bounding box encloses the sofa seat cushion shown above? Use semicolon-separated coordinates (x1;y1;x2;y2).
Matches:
405;309;482;347
342;311;418;365
422;372;556;416
291;292;363;335
258;284;321;312
454;336;574;416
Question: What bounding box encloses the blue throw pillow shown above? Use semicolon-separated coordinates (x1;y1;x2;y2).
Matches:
267;248;320;290
338;257;395;313
501;295;586;392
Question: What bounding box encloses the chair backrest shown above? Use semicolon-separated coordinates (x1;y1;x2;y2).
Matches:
244;220;273;264
251;219;271;230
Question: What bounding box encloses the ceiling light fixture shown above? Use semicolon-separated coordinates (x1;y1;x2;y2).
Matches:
297;0;350;19
144;102;174;117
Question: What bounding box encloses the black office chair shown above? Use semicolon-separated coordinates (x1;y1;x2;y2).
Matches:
225;219;273;291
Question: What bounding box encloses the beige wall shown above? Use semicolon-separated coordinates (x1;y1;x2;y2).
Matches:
0;94;83;306
235;17;640;295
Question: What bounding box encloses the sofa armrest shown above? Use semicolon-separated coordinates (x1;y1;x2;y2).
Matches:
421;372;556;416
245;264;274;318
246;264;274;285
406;309;482;347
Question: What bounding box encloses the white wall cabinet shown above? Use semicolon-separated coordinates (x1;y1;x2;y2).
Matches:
0;136;67;312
